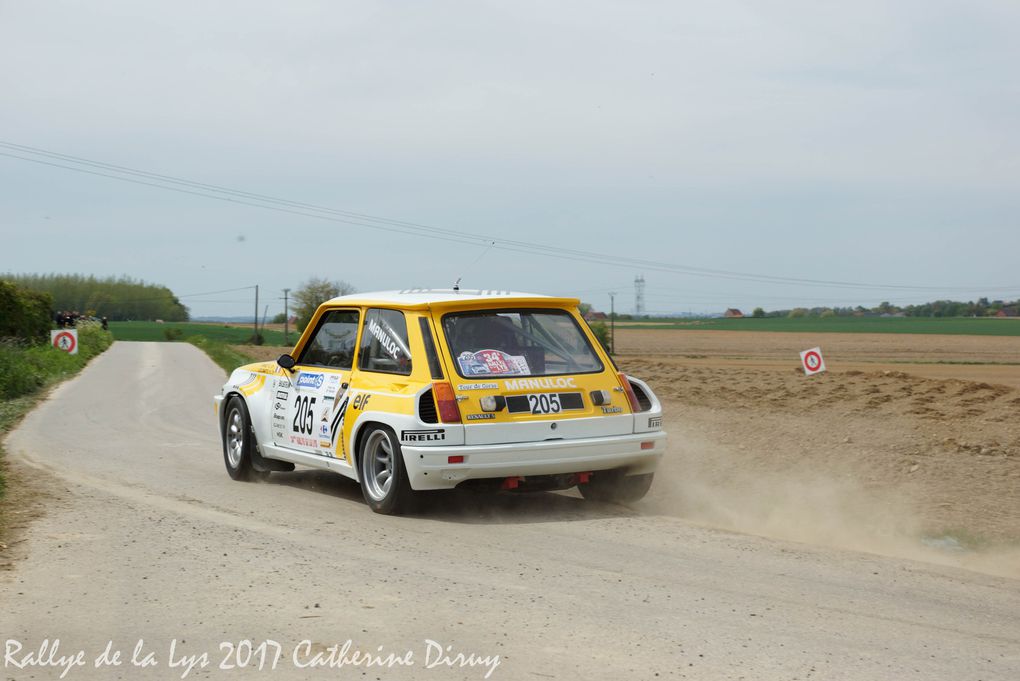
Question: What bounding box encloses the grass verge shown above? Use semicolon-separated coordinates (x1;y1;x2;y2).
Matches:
111;320;287;345
186;335;256;374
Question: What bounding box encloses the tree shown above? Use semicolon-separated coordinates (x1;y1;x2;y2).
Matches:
589;321;611;353
874;301;898;315
0;280;53;341
292;277;356;331
752;307;765;318
271;312;287;324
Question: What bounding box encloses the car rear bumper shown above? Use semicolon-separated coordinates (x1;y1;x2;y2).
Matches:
401;431;666;491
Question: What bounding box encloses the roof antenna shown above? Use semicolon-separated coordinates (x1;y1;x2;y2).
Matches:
453;277;461;292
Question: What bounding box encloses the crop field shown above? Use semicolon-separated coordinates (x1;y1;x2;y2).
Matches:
619;316;1020;336
108;321;288;345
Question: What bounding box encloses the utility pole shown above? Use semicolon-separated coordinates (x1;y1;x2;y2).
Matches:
254;284;259;341
282;288;291;345
634;275;645;317
609;292;616;355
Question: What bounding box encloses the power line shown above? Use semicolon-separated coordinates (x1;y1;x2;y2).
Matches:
3;140;1018;294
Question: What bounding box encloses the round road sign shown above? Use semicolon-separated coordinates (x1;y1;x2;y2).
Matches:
52;330;78;354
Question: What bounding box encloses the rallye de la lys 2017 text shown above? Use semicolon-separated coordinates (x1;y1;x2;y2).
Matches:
214;289;666;514
4;638;502;679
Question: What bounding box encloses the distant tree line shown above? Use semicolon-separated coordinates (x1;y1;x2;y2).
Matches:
756;297;1020;319
3;273;189;322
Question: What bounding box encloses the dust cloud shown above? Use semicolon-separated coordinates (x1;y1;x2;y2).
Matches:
644;432;1020;580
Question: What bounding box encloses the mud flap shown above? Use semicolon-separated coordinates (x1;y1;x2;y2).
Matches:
250;427;295;472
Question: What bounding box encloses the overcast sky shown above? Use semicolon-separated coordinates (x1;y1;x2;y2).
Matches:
2;0;1018;317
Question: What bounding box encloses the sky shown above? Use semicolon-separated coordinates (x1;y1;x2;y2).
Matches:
2;0;1019;317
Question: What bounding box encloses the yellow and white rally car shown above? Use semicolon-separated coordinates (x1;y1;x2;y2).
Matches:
214;289;666;514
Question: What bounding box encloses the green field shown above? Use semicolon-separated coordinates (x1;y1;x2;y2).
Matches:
109;321;290;345
617;316;1020;336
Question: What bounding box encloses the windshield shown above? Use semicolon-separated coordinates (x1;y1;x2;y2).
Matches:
442;309;603;378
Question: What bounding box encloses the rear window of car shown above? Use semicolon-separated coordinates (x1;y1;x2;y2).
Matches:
442;309;603;378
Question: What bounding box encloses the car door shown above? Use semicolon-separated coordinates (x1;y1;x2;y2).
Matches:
274;308;360;459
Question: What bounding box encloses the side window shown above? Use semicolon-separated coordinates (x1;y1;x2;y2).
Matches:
358;309;412;375
298;309;360;369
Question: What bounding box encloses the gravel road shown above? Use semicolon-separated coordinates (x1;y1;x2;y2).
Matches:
2;342;1018;680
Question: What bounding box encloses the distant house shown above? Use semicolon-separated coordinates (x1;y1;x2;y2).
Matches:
584;311;608;321
996;308;1018;318
724;308;744;318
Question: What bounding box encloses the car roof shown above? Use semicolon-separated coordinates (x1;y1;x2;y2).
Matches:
324;288;581;310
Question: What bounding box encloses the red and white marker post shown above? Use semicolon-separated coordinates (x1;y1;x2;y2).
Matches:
799;347;825;376
51;329;79;355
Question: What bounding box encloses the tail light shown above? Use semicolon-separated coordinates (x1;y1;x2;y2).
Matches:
617;373;641;412
432;382;462;423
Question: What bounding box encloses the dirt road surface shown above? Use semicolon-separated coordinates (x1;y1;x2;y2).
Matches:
2;342;1019;680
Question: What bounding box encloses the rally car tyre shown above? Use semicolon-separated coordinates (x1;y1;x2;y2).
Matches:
222;396;269;482
358;425;416;515
578;471;654;503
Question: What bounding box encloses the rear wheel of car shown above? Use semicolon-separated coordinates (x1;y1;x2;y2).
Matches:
358;425;416;515
222;396;269;482
578;471;654;503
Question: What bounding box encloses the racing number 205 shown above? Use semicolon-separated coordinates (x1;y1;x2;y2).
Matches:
292;395;317;434
528;393;562;415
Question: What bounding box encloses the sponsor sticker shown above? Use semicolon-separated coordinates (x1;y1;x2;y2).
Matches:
401;429;447;442
276;391;289;400
601;406;623;414
352;393;372;410
297;372;325;389
504;377;577;391
368;318;405;360
456;382;499;391
289;434;318;447
323;374;341;394
458;350;530;376
648;416;662;428
466;413;495;421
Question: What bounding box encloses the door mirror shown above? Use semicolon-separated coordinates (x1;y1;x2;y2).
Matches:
277;353;296;371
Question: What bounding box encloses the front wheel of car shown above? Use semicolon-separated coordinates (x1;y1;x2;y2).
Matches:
222;396;269;482
358;425;416;515
578;471;654;503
